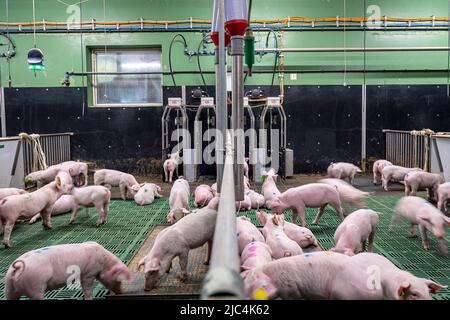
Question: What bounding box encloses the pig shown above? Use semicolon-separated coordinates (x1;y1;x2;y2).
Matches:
138;206;217;291
243;176;265;209
163;152;180;183
319;178;372;210
256;211;318;248
236;216;265;254
0;171;74;248
381;165;422;191
59;161;89;187
25;165;61;188
5;242;133;300
243;157;249;178
29;186;111;227
194;185;214;208
134;183;163;206
93;169;140;200
270;183;344;227
372;160;393;185
211;183;219;197
437;182;450;214
391;196;450;255
327;162;362;185
260;169;281;209
262;214;303;259
243;251;350;299
244;251;446;300
167;177;190;224
404;171;443;201
0;188;27;200
236;194;252;211
28;195;77;224
331;209;380;256
241;241;272;274
334;253;447;300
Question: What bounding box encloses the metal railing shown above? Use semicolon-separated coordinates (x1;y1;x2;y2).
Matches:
21;133;73;175
383;129;432;171
201;130;245;299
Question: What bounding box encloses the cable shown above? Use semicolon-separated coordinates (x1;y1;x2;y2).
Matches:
168;33;188;86
32;0;36;47
197;34;207;91
343;0;347;86
265;30;279;88
6;0;12;87
79;0;86;116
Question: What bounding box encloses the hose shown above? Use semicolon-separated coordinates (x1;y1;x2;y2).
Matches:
168;34;188;86
265;30;279;88
197;35;207;91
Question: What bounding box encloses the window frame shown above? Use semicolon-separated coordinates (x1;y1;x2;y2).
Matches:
91;47;163;108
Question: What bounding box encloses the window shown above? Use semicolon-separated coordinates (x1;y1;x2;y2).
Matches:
91;48;162;107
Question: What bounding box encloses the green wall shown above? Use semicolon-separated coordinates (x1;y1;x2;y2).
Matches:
0;0;449;88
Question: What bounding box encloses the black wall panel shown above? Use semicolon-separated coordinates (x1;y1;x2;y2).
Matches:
4;84;450;174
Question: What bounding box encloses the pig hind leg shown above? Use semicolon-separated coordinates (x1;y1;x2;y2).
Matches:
119;183;127;201
41;209;53;229
329;198;344;222
2;220;15;248
409;224;417;237
204;239;212;265
95;203;106;227
368;228;377;252
81;277;95;300
312;205;326;225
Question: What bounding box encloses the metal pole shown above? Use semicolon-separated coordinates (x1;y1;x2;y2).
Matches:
231;35;245;201
361;84;366;172
0;87;6;137
256;46;450;53
201;131;245;300
215;0;227;193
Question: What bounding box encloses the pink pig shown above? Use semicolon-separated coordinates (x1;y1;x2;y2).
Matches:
240;241;272;274
167;177;190;224
94;169;140;200
138;206;217;291
391;196;450;255
0;171;73;248
262;214;303;259
163;152;180;183
134;183;163;206
331;209;380;256
0;188;27;200
59;161;88;187
404;171;443;201
437;182;450;214
270;183;344;227
327;162;362;185
318;178;373;210
256;211;318;248
372;159;393;185
236;194;252;211
243;157;249;178
236;216;265;254
381;165;422;191
28;194;77;224
5;242;133;300
194;184;214;208
260;169;281;209
243;176;265;209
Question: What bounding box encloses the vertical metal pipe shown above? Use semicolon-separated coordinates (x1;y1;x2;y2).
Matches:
215;0;227;193
231;35;244;201
201;131;245;299
361;84;366;172
0;87;6;137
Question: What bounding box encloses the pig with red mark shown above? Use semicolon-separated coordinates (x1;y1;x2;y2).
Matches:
5;242;132;300
270;183;344;227
391;196;450;255
0;171;73;248
331;209;380;256
240;241;272;275
236;216;265;255
138;206;217;291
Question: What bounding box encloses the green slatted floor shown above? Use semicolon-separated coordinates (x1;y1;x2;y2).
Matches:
0;195;449;300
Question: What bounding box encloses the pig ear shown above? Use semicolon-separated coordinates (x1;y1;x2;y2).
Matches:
396;281;411;298
241;269;251;279
55;176;62;188
137;258;146;271
148;258;161;272
424;280;447;293
417;215;431;224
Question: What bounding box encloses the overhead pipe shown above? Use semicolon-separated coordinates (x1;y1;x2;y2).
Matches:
257;46;450;53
